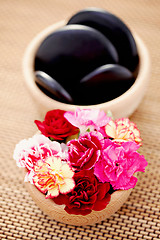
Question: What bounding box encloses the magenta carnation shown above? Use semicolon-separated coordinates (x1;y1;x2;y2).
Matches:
94;140;148;190
67;131;104;170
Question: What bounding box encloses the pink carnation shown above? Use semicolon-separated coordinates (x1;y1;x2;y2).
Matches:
64;108;110;134
13;134;68;182
94;140;148;190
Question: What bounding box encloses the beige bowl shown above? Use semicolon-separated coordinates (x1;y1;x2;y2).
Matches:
23;169;133;226
23;20;150;119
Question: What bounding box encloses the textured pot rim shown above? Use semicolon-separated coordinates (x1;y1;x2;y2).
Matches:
22;20;150;117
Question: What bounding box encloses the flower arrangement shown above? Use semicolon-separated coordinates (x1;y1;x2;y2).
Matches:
13;108;147;216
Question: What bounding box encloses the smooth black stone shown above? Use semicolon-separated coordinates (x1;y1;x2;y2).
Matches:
67;7;139;72
35;71;73;104
35;24;118;96
78;64;135;105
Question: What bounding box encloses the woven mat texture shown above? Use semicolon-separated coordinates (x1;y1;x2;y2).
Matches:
0;0;160;239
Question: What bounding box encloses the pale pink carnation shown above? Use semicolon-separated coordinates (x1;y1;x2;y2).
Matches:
94;139;148;190
13;134;68;182
24;169;35;184
64;108;110;134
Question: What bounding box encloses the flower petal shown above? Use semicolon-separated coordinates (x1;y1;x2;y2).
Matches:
59;178;75;194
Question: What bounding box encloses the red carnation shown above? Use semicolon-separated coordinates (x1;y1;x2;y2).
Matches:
67;131;104;170
34;109;79;141
53;169;111;216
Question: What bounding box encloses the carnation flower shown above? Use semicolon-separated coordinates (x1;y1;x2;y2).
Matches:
14;108;148;216
35;109;79;141
67;131;104;170
105;118;142;144
33;156;75;198
53;169;111;215
13;134;67;182
94;140;148;190
64;108;110;134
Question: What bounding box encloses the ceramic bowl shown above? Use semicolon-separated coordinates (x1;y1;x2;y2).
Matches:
23;20;150;119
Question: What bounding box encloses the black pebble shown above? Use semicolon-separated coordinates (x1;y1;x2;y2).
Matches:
78;64;135;105
35;71;73;104
67;7;139;72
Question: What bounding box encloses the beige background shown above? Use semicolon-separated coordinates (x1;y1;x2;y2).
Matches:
0;0;160;239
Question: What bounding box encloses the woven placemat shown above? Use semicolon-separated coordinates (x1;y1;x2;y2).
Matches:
0;0;160;239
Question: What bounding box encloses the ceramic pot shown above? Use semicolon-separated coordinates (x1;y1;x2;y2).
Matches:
23;168;133;226
23;20;150;119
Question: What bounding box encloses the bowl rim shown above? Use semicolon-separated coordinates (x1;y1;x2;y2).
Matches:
23;20;150;114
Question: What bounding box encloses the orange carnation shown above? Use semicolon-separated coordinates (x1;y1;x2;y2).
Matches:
33;156;75;198
105;118;142;145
